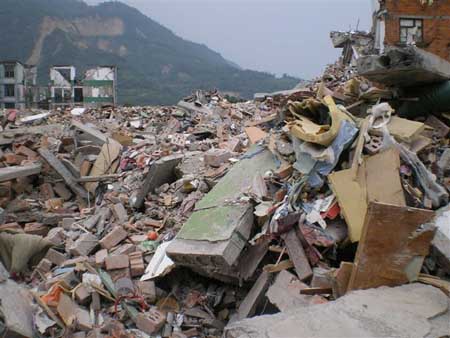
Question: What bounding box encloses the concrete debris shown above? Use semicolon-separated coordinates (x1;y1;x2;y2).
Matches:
1;8;450;338
225;284;450;338
357;46;450;87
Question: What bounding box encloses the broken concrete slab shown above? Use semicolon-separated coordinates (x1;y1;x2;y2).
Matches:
357;46;450;87
225;283;450;338
0;279;35;337
348;202;435;291
431;204;450;273
166;147;278;278
266;270;325;312
131;153;184;209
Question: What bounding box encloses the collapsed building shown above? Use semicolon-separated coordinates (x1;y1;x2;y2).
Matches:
50;65;117;109
0;63;117;110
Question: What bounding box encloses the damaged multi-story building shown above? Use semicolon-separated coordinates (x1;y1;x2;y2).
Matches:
50;65;117;109
0;60;37;109
373;0;450;58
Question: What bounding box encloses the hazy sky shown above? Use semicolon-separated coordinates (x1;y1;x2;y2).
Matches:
85;0;372;80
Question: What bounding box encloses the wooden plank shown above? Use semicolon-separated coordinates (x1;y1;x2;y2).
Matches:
331;262;353;298
348;202;435;291
365;148;406;206
281;229;312;281
131;154;184;209
329;163;368;243
300;287;332;295
0;164;41;182
77;174;120;183
236;271;272;320
38;149;89;200
263;260;294;273
238;239;269;280
85;138;122;193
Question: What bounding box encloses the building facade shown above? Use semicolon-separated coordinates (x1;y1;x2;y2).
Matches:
374;0;450;60
50;65;117;109
0;61;36;109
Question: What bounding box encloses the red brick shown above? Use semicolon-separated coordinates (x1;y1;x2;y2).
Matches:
383;0;450;61
16;145;38;159
99;226;128;250
135;309;166;335
45;248;67;265
105;254;129;270
95;249;108;267
129;251;145;277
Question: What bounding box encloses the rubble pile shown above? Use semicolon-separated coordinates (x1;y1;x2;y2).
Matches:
1;54;450;337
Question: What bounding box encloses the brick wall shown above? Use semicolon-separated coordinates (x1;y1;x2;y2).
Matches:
383;0;450;60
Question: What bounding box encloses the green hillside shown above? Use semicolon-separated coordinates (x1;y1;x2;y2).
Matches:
0;0;300;105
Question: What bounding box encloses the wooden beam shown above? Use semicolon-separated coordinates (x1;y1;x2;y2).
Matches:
38;148;90;200
281;228;313;281
0;164;41;182
76;174;120;183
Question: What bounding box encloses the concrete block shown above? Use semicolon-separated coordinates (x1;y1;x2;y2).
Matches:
167;147;277;279
357;46;450;87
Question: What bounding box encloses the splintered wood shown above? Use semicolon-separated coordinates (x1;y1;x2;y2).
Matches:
348;202;435;291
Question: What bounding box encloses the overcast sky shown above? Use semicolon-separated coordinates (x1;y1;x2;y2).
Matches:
85;0;372;80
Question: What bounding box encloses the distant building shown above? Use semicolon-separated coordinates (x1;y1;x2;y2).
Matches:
83;66;117;108
50;65;117;109
0;60;37;109
373;0;450;60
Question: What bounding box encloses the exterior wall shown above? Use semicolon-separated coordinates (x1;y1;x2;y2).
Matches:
83;66;117;107
49;65;117;109
0;62;26;109
50;66;76;108
382;0;450;60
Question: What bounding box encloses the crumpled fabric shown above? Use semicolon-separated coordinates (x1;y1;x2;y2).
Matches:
0;232;52;273
294;120;358;187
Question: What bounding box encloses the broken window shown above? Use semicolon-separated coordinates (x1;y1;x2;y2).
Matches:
4;64;15;78
54;88;72;103
4;84;15;97
400;18;423;43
